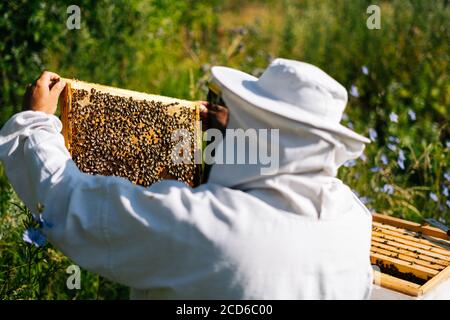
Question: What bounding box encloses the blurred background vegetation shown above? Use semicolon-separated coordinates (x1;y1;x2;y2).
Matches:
0;0;449;299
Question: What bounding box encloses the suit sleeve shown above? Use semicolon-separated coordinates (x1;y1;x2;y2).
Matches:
0;111;229;289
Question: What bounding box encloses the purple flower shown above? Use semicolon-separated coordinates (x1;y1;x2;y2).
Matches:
371;166;381;172
444;173;450;182
347;122;354;129
342;113;349;121
23;228;46;247
389;112;398;123
387;143;397;152
380;154;388;165
447;200;450;208
429;192;438;202
362;66;369;75
382;184;395;195
344;159;357;167
350;85;359;98
368;128;378;141
407;109;416;121
446;141;450;148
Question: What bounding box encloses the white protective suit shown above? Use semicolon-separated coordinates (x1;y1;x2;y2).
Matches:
0;74;373;300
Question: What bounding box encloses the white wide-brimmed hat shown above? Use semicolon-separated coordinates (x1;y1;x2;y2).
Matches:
211;58;370;143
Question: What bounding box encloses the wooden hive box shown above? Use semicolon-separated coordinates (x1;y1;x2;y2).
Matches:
59;78;203;187
371;213;450;297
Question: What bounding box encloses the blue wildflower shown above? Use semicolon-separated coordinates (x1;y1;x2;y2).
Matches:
397;159;405;170
398;149;406;161
446;141;450;148
360;197;370;205
382;184;395;195
380;154;388;165
389;112;398;123
429;192;438;202
443;186;449;197
397;149;406;169
23;228;46;247
371;166;381;172
447;200;450;208
444;173;450;182
359;153;367;162
362;66;369;75
388;136;400;144
407;109;416;121
387;143;397;152
344;159;357;167
368;128;378;141
350;85;359;98
347;122;354;129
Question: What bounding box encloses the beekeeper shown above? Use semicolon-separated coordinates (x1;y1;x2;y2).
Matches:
0;58;373;299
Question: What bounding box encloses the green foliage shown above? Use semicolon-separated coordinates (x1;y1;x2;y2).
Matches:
0;0;448;299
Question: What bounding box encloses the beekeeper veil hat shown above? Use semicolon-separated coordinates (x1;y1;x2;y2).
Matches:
207;59;370;213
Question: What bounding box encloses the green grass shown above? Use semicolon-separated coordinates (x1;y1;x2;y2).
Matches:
0;0;449;299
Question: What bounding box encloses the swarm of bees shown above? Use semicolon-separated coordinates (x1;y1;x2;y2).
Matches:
67;87;200;187
375;259;427;285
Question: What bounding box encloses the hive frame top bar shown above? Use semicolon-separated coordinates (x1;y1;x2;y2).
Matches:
373;213;450;241
60;77;198;108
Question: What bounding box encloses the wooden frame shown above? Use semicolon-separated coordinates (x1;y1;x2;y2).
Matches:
59;78;203;187
371;213;450;297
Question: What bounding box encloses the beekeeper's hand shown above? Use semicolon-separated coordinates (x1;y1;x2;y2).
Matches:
198;101;229;134
23;71;66;115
